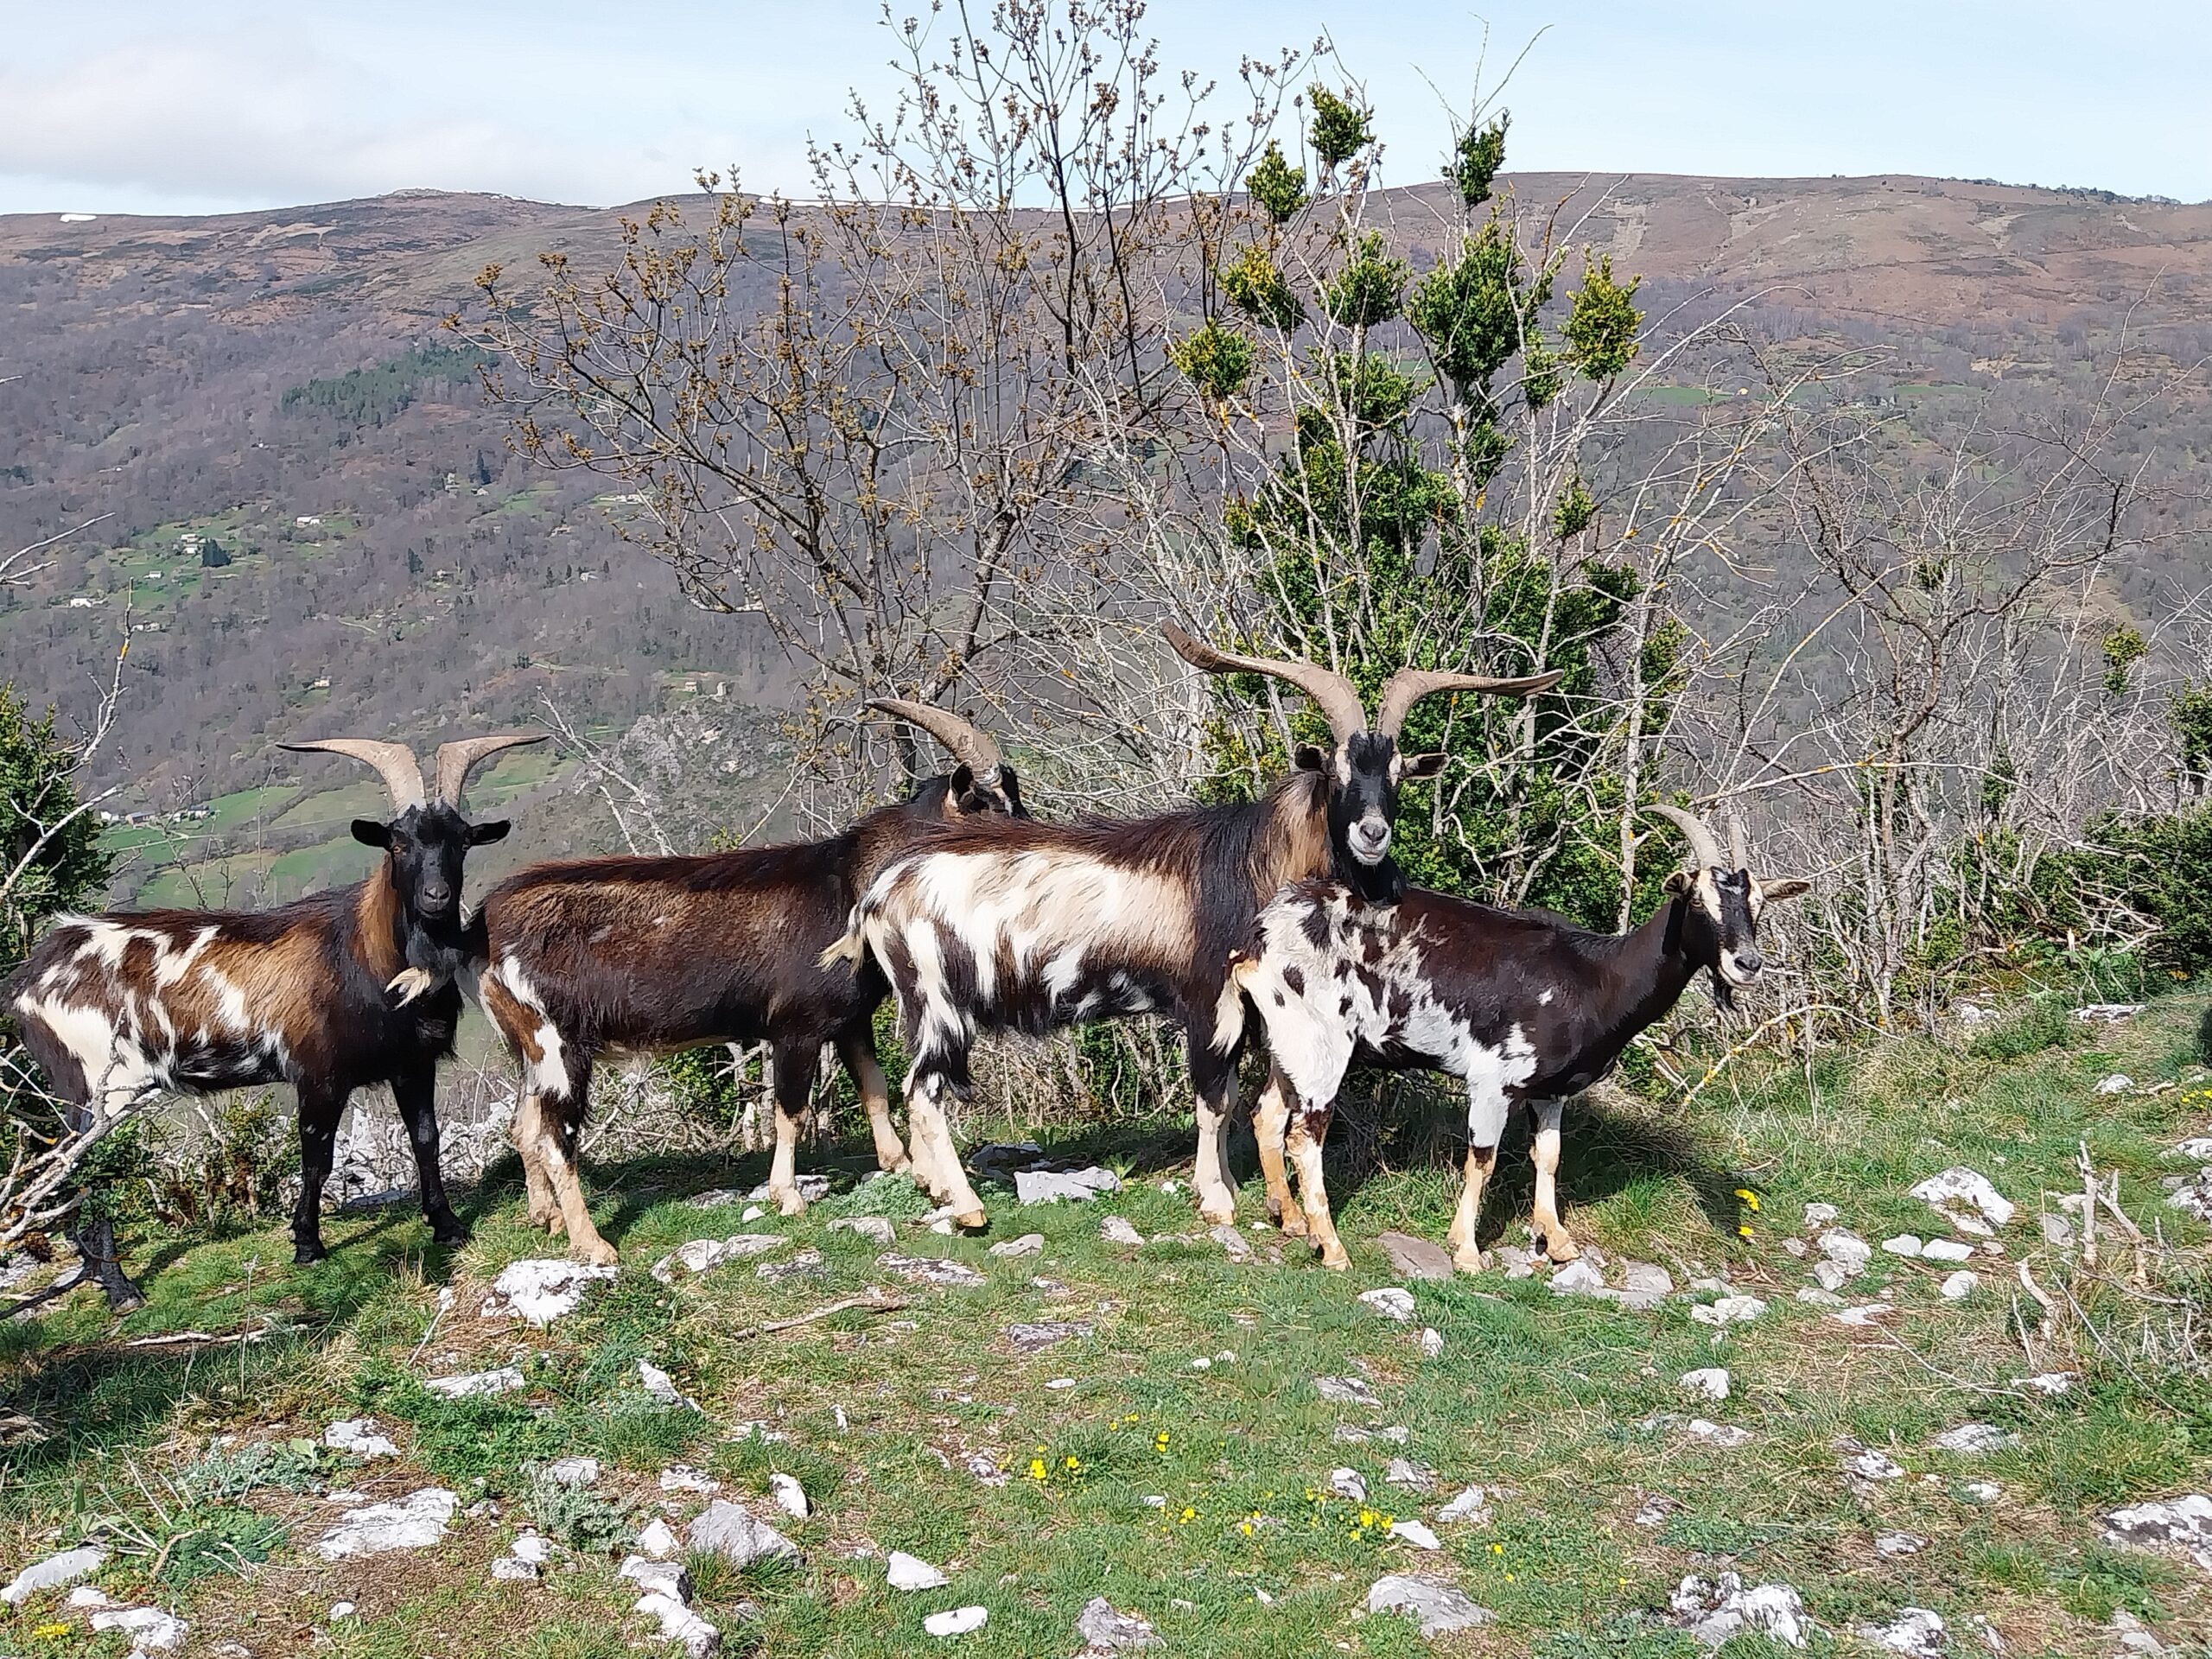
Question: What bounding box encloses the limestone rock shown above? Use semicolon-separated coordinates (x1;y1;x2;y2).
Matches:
769;1472;809;1519
1358;1287;1416;1322
1910;1167;2015;1236
1376;1231;1454;1282
1329;1466;1368;1502
1669;1572;1814;1649
1818;1230;1872;1277
1313;1375;1380;1408
90;1606;188;1653
1680;1367;1731;1402
480;1258;618;1325
424;1365;524;1398
925;1605;988;1636
828;1217;897;1246
876;1251;986;1287
1933;1423;2017;1454
637;1588;721;1656
1366;1574;1494;1637
1099;1216;1145;1247
1007;1320;1093;1353
652;1234;786;1284
988;1233;1045;1258
638;1359;699;1410
1389;1519;1442;1551
747;1174;830;1204
1419;1326;1445;1359
2;1544;107;1605
1857;1607;1948;1656
1883;1234;1924;1257
315;1488;458;1560
1075;1596;1161;1652
1690;1294;1766;1326
887;1549;949;1591
1940;1270;1980;1300
687;1501;799;1568
1438;1486;1493;1524
1015;1166;1121;1205
638;1518;681;1559
1922;1237;1976;1263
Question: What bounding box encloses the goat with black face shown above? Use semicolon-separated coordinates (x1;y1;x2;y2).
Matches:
821;626;1560;1230
1221;804;1809;1270
3;732;540;1302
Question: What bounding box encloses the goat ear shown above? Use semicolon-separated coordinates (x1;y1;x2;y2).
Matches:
1399;751;1448;780
468;820;512;846
351;819;391;849
1662;869;1693;896
1293;744;1328;773
1758;877;1811;903
944;763;976;806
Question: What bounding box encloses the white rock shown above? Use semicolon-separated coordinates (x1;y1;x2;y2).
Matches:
1550;1258;1608;1296
638;1359;699;1411
1617;1262;1675;1309
1100;1216;1145;1246
1329;1467;1368;1502
1366;1574;1494;1636
887;1549;949;1591
3;1544;108;1605
925;1605;988;1637
64;1586;111;1609
323;1418;399;1459
1845;1449;1907;1482
331;1600;357;1618
1910;1167;2015;1236
1669;1572;1814;1649
2019;1370;2078;1395
491;1554;539;1582
1313;1375;1380;1408
424;1365;524;1398
511;1533;553;1566
1438;1486;1493;1523
1834;1304;1891;1325
1634;1493;1680;1528
1796;1287;1846;1306
1358;1287;1416;1322
1812;1260;1849;1292
1803;1203;1840;1227
1923;1237;1976;1263
988;1233;1045;1258
747;1174;830;1203
2040;1211;2077;1247
1858;1607;1948;1656
2096;1073;2135;1096
2105;1494;2212;1569
660;1465;719;1494
741;1204;766;1222
652;1234;786;1284
828;1216;897;1246
1384;1457;1435;1490
1419;1326;1445;1358
90;1606;188;1652
1962;1480;2004;1503
1875;1531;1929;1557
481;1257;619;1325
2076;1003;2144;1022
687;1500;800;1567
1389;1519;1442;1551
769;1472;810;1519
875;1251;987;1287
966;1453;1008;1487
1940;1270;1980;1300
637;1588;722;1656
1074;1595;1161;1651
1818;1230;1872;1276
1883;1234;1924;1257
1680;1367;1731;1402
543;1456;601;1486
2175;1137;2212;1161
638;1518;681;1559
1686;1419;1752;1447
1933;1423;2017;1453
1691;1294;1766;1326
1015;1166;1121;1204
315;1488;458;1559
621;1554;690;1599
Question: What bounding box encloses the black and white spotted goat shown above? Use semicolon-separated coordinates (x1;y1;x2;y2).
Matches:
1218;804;1808;1271
5;733;538;1303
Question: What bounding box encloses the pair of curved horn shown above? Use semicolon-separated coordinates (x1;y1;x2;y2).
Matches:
281;733;547;814
1164;624;1562;745
868;698;1003;780
1649;802;1751;871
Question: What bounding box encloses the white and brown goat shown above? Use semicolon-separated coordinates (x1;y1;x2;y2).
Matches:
474;702;1025;1266
821;626;1560;1230
3;733;540;1303
1220;804;1809;1270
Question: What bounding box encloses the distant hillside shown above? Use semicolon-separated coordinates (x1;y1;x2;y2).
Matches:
3;175;2208;903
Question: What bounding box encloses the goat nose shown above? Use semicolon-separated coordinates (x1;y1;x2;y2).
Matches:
1737;950;1763;976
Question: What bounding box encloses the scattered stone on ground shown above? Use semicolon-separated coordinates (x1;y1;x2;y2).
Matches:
1856;1607;1948;1656
1910;1167;2015;1236
2018;1371;2079;1395
90;1605;188;1653
1208;1224;1253;1262
1419;1326;1445;1359
480;1258;618;1325
1685;1419;1752;1448
1932;1423;2017;1454
2101;1493;2212;1571
66;1586;111;1609
1389;1519;1443;1551
1796;1287;1845;1307
1366;1574;1494;1637
1834;1304;1891;1326
828;1217;897;1246
687;1189;743;1207
1329;1467;1368;1502
1385;1457;1436;1491
925;1605;988;1637
323;1418;398;1458
1818;1229;1872;1279
1803;1203;1840;1227
1680;1367;1731;1402
1313;1375;1380;1408
2;1544;106;1604
492;1531;550;1582
1691;1294;1766;1326
769;1472;810;1519
1842;1445;1907;1483
1634;1494;1681;1529
966;1452;1009;1488
688;1501;801;1568
874;1251;987;1287
638;1359;699;1410
1884;1234;1924;1257
1669;1572;1815;1649
1875;1531;1929;1557
1550;1258;1607;1297
1961;1480;2004;1503
1014;1166;1121;1204
315;1488;458;1560
1007;1320;1094;1354
2174;1136;2212;1161
1940;1270;1980;1300
1075;1596;1162;1652
652;1235;786;1284
747;1174;831;1204
1616;1262;1675;1309
757;1248;828;1284
988;1233;1045;1258
2169;1173;2212;1222
887;1550;950;1591
424;1365;525;1399
543;1455;601;1486
1099;1216;1145;1247
1438;1486;1494;1524
741;1204;765;1223
660;1465;719;1494
969;1142;1048;1177
638;1518;680;1559
2096;1072;2134;1096
2076;1003;2144;1023
2040;1211;2078;1247
1376;1232;1454;1281
1491;1243;1539;1279
1357;1287;1416;1322
1922;1237;1976;1263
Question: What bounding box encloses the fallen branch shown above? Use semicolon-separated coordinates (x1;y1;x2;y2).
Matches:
730;1288;907;1341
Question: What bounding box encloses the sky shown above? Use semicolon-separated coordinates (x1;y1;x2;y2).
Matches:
0;1;2206;217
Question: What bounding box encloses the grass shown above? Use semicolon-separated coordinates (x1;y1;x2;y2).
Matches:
3;997;2211;1656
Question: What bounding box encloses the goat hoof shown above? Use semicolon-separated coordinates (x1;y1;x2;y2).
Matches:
428;1216;470;1247
104;1281;148;1313
776;1193;808;1219
293;1241;328;1266
952;1208;988;1232
1452;1247;1487;1275
575;1237;619;1268
1319;1247;1351;1271
1279;1211;1309;1239
1198;1197;1236;1228
1542;1235;1581;1264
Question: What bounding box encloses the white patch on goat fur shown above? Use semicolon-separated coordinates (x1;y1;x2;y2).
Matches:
495;957;573;1097
1538;988;1554;1005
151;927;215;989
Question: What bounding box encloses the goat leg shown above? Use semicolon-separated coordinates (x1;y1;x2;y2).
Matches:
1284;1094;1347;1269
837;1032;912;1176
292;1087;340;1264
1529;1097;1580;1262
1252;1070;1304;1236
393;1064;467;1247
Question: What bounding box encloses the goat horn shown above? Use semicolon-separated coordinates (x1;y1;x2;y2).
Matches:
433;733;547;808
1163;623;1368;748
1728;812;1750;871
867;698;1003;779
1374;665;1565;738
1649;802;1727;871
280;738;427;813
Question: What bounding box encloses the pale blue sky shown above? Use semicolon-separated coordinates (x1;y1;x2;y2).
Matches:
0;1;2204;216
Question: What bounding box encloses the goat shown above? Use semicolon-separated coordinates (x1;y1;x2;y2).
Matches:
821;626;1560;1230
474;701;1026;1266
1220;804;1808;1270
4;733;541;1304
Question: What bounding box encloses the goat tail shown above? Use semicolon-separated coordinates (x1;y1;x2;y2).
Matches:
1210;952;1257;1056
818;909;869;973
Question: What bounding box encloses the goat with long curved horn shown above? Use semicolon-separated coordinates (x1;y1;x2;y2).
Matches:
434;733;548;808
1375;664;1567;738
280;738;427;813
1648;802;1727;872
868;699;1004;782
1728;811;1751;873
1162;624;1368;747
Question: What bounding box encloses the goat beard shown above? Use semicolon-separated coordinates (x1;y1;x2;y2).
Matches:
1708;968;1737;1012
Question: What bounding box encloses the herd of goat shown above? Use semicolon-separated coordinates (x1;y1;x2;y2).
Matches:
4;627;1807;1307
